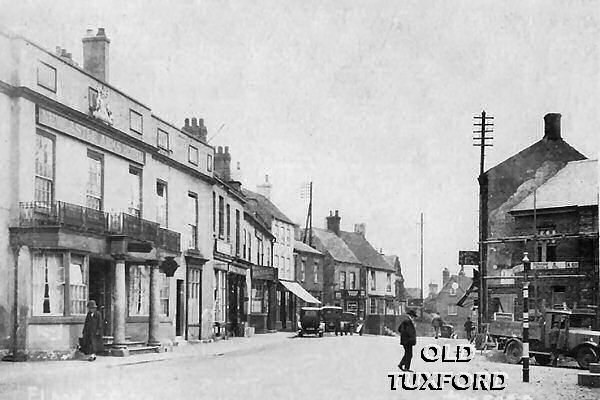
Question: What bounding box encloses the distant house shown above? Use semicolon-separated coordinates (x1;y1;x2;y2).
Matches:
428;268;472;333
383;255;406;309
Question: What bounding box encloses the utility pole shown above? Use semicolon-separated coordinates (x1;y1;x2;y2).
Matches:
473;110;494;329
419;212;424;317
522;252;531;383
301;182;313;246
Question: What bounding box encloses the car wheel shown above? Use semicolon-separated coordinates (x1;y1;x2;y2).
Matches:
576;346;599;370
505;340;523;364
319;332;323;337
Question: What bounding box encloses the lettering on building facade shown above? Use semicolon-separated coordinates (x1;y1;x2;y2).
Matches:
37;107;145;164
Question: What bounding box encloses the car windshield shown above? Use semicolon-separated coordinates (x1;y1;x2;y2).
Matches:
570;314;594;328
304;310;318;317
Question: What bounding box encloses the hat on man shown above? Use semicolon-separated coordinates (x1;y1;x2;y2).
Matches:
87;300;97;309
406;309;418;318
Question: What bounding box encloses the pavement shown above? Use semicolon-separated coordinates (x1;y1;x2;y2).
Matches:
0;333;598;400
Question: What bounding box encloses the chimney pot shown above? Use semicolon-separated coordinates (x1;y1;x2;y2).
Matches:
97;28;106;37
335;210;339;217
191;117;197;127
543;113;562;141
326;210;341;235
265;174;269;183
217;146;223;154
184;118;190;127
55;46;62;55
86;29;94;37
224;146;229;154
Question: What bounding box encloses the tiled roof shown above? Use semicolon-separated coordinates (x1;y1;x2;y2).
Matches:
383;255;399;269
241;188;295;226
512;159;598;211
312;228;360;264
294;240;322;255
339;231;395;272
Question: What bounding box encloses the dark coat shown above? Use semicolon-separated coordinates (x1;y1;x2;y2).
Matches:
81;310;104;354
398;317;417;346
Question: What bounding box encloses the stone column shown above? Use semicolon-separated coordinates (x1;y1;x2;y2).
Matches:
112;256;128;356
148;261;161;347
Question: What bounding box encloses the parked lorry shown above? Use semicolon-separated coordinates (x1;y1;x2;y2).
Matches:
488;308;600;369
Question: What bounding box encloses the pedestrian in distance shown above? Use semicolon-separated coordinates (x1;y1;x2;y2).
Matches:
431;314;443;339
398;309;418;372
80;300;104;361
464;317;474;341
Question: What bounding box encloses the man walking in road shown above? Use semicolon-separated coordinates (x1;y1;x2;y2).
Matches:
398;309;418;372
431;314;443;339
464;317;474;341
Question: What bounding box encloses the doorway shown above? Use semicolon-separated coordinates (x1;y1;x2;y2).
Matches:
176;279;185;336
88;258;113;336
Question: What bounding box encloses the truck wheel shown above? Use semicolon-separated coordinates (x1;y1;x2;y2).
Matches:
505;340;523;364
535;355;551;366
576;346;599;370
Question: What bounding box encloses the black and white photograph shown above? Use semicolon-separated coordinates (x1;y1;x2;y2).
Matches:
0;1;598;399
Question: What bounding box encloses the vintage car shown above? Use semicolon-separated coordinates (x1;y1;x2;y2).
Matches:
340;312;358;335
321;306;343;335
298;307;324;337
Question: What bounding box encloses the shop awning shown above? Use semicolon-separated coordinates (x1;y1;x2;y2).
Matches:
279;280;321;304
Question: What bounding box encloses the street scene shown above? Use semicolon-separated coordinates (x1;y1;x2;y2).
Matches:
0;1;598;399
1;334;599;400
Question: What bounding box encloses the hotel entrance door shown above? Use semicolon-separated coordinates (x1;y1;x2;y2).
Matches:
89;258;113;336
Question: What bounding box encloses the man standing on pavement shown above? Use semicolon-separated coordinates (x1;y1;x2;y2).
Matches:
464;317;474;341
398;309;418;372
548;320;561;367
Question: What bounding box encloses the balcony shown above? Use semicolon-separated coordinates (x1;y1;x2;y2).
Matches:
18;201;180;253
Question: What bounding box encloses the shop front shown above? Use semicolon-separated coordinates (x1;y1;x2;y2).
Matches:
280;280;321;331
249;265;278;333
213;260;249;338
334;289;366;319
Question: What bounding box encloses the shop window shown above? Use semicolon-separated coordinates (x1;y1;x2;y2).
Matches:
128;265;150;316
159;272;169;316
86;151;103;211
129;109;143;134
32;252;64;316
377;299;384;314
251;281;268;313
69;255;88;315
214;269;227;322
189;269;201;300
34;133;54;205
37;61;56;92
340;271;346;290
448;304;458;316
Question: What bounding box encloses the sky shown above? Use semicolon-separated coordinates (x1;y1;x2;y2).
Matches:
1;0;598;292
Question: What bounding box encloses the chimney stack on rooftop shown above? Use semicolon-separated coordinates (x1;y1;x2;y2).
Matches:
256;174;273;200
214;145;232;181
182;117;208;143
543;113;562;141
82;27;110;81
354;223;366;237
326;210;341;235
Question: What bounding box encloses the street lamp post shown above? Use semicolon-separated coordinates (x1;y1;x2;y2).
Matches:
522;252;531;383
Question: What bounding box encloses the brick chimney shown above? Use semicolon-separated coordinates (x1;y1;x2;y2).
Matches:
82;28;110;81
326;210;341;235
55;46;77;66
182;117;208;143
214;146;231;181
442;268;450;286
354;223;366;237
543;113;562;141
256;175;272;200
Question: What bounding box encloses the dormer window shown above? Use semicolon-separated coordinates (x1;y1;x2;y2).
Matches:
157;129;169;151
188;145;198;165
129;110;143;134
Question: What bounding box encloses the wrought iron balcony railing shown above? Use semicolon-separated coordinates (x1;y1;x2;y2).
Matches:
18;201;180;252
